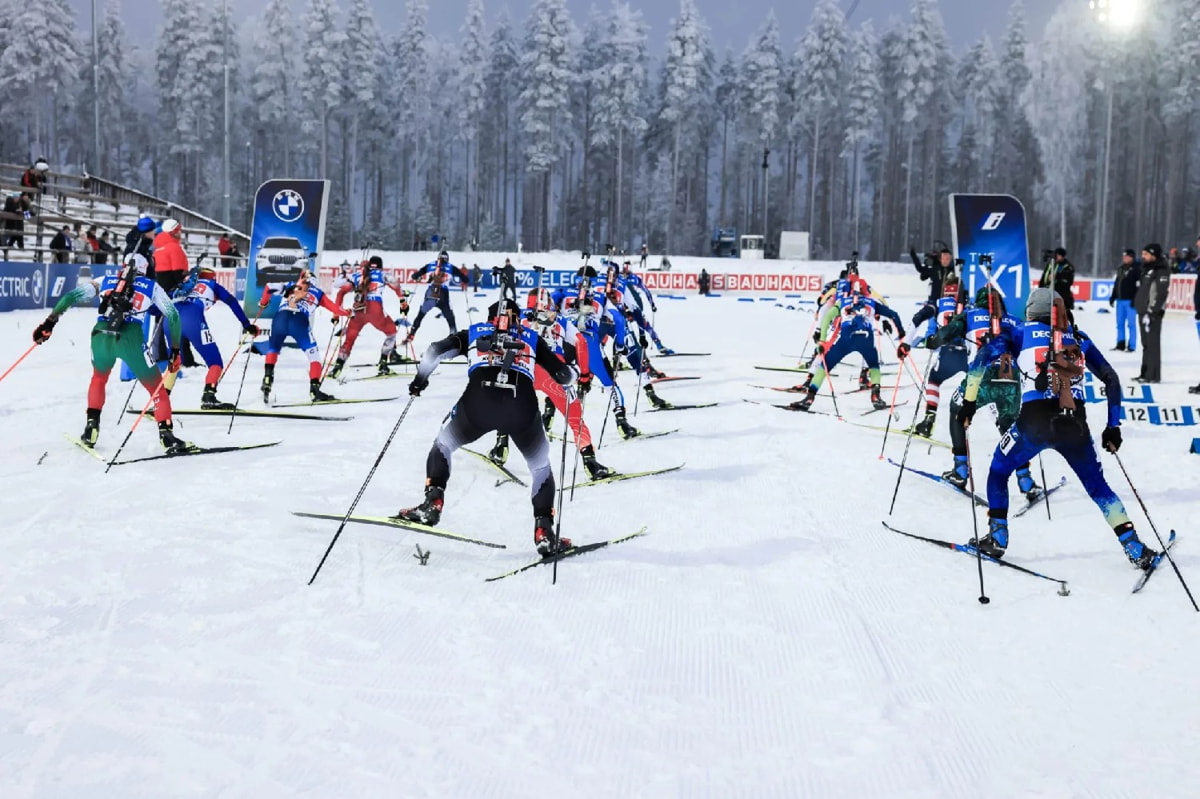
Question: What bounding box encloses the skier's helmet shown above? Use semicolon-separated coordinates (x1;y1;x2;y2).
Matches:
124;253;149;275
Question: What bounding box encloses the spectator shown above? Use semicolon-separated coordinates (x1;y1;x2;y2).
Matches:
86;227;102;263
1177;247;1197;275
152;218;189;293
698;268;711;296
2;193;31;249
71;223;90;264
1039;246;1075;311
20;158;49;194
1168;247;1182;272
910;246;955;304
1133;243;1171;384
471;264;483;291
1108;248;1141;352
217;232;241;268
49;225;72;263
639;242;649;269
124;215;156;263
97;232;117;264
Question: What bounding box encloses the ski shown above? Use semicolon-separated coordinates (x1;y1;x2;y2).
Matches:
1012;476;1069;518
348;372;408;382
655;352;710;357
462;447;529;487
292;511;507;548
350;358;418;369
648;376;701;385
846;420;952;449
552;428;678;444
111;441;281;466
754;365;808;374
881;521;1070;589
485;528;648;582
648;402;718;412
64;432;106;461
750;384;809;394
569;464;683;490
1132;530;1177;594
126;408;352;421
886;457;988;506
860;400;909;417
743;398;835;417
272;396;398;408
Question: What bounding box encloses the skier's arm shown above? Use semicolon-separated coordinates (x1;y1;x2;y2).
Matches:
1083;337;1123;428
534;335;576;385
319;293;351;317
410;330;468;393
874;302;907;340
912;303;936;328
335;282;352;305
923;313;965;349
149;283;182;348
50;280;100;315
213;281;253;328
411;264;431;281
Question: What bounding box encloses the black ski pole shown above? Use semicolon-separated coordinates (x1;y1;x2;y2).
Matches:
816;346;841;420
227;335;256;434
963;433;990;605
107;370;170;473
887;350;936;516
1111;451;1198;611
308;395;417;585
1038;453;1052;520
552;390;575;585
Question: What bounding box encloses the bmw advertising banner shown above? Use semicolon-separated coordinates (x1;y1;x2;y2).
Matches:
949;194;1032;316
244;179;330;317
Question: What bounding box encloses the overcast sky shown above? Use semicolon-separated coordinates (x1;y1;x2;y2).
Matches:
66;0;1054;56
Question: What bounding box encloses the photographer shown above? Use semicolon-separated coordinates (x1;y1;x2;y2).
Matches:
910;245;955;305
1038;247;1075;312
495;257;518;304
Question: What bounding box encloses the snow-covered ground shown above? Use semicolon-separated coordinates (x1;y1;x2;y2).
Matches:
1;287;1198;798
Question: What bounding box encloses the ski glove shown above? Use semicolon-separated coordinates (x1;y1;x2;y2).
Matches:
651;304;658;313
958;399;978;427
812;331;821;344
168;348;182;373
409;375;429;396
882;319;894;336
243;323;259;337
1101;425;1122;453
897;342;911;360
33;314;58;344
578;372;593;395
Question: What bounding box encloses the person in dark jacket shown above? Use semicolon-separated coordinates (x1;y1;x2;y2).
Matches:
1108;248;1141;352
1039;247;1075;311
20;158;49;193
698;268;711;296
2;193;32;248
49;226;72;263
1134;243;1171;383
124;216;156;268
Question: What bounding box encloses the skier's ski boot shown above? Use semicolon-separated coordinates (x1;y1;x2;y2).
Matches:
615;406;640;439
788;388;817;412
310;378;336;403
657;347;676;357
1016;465;1042;504
1111;341;1126;352
580;445;613;480
489;433;510;465
395;485;444;527
201;383;235;410
158;420;190;455
913;409;936;438
81;409;100;448
1118;524;1159;570
859;366;871;390
643;384;672;410
646;364;668;379
328;358;346;380
941;454;969;490
542;397;556;431
789;376;813;393
376;356;392;377
870;384;887;410
534;515;571;556
261;364;275;404
970;517;1009;559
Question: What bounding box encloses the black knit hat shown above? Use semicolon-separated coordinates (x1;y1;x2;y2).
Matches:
1143;243;1163;259
1054;247;1067;258
1123;248;1136;258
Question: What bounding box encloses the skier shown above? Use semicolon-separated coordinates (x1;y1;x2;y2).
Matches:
31;253;189;453
932;286;1041;502
173;261;259;409
405;250;469;343
396;300;581;555
257;269;350;402
328;256;410;378
489;289;614;480
960;287;1159;571
788;285;908;412
910;274;969;437
620;260;672;355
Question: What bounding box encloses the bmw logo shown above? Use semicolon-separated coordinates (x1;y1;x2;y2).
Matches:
273;189;305;222
31;268;44;304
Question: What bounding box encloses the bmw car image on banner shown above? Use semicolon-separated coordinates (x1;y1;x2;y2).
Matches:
949;193;1032;316
244;179;330;317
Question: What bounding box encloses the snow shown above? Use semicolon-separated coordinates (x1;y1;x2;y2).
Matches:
1;285;1199;797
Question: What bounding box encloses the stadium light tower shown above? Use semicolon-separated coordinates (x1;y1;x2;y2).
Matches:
1088;0;1143;274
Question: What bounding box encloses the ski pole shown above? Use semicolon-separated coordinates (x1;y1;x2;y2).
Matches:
0;343;37;385
887;350;937;516
815;345;841;420
308;394;417;585
552;389;575;585
217;304;266;385
963;433;990;605
568;390;593;503
1038;454;1052;521
1111;451;1198;612
318;317;343;382
878;360;908;459
796;309;820;368
226;334;257;434
106;368;171;474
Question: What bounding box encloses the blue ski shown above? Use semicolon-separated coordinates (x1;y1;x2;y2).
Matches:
882;521;1070;591
887;458;988;507
1132;531;1177;594
1012;476;1069;518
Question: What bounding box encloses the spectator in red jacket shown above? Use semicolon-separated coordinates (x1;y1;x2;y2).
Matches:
152;218;189;293
217;232;242;268
20;158;49;194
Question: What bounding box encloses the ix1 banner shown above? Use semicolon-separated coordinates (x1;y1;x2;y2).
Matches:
949;194;1032;316
244;179;330;317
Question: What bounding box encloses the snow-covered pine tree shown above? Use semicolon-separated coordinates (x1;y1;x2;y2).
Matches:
96;0;134;176
155;0;216;204
714;48;740;225
250;0;298;176
299;0;345;177
393;0;432;207
995;0;1037;200
484;10;520;242
842;22;882;250
343;0;383;244
898;0;951;245
958;36;1001;190
458;0;488;240
0;0;79;165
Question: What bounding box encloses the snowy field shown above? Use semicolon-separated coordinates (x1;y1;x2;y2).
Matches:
1;287;1199;798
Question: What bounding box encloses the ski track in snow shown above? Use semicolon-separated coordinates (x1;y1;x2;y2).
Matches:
0;291;1198;797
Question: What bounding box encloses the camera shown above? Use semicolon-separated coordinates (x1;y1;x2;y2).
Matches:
1042;249;1054;262
979;254;993;266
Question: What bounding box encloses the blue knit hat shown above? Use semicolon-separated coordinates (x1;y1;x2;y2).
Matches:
137;216;155;232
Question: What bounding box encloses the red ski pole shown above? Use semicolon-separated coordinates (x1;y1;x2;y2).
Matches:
0;343;37;385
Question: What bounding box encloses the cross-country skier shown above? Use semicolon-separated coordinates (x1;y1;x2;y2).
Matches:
173;261;258;409
960;287;1159;571
405;250;469;343
31;253;189;453
257;270;350;402
328;256;410;378
909;274;968;437
788;286;907;412
489;289;613;480
396;300;581;555
620;260;673;355
930;286;1041;501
